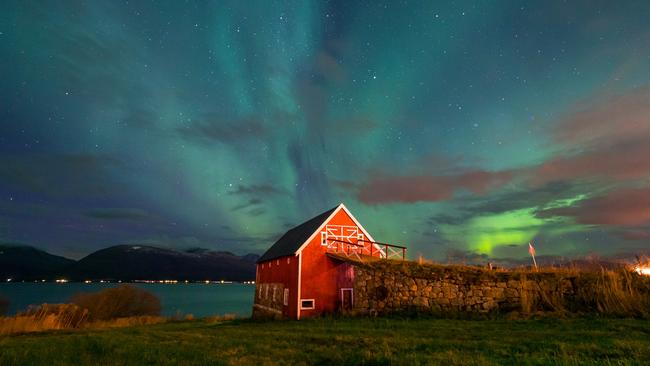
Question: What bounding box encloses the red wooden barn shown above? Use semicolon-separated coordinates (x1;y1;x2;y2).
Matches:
253;203;406;319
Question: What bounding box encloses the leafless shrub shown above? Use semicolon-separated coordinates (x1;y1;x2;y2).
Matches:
71;284;161;321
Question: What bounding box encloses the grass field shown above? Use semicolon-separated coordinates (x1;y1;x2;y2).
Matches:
1;316;649;365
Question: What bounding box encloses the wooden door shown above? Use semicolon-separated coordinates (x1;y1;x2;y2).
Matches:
341;288;353;310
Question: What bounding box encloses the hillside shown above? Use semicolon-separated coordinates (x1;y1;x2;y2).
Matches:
0;244;258;281
0;244;76;281
67;245;258;281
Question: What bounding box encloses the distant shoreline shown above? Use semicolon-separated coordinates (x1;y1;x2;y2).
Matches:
1;280;256;284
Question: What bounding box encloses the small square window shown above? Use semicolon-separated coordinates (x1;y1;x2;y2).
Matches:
321;231;327;246
300;299;315;310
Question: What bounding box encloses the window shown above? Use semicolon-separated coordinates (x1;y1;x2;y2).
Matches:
287;257;291;264
300;299;315;310
357;234;364;242
321;231;327;246
283;288;289;306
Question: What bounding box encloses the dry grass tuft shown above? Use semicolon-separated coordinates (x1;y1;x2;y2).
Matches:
204;313;237;324
0;304;166;335
0;285;165;335
0;303;88;335
0;296;9;316
87;316;166;329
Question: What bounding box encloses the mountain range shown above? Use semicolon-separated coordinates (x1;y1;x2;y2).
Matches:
0;244;259;281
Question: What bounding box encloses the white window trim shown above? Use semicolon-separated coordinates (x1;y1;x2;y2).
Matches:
300;299;315;310
320;231;327;246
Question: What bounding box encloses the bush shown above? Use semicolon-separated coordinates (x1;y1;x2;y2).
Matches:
71;285;161;321
0;296;9;316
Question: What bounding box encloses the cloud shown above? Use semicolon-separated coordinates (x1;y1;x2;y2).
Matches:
532;87;650;185
355;170;512;204
231;198;262;212
228;184;287;216
532;140;650;185
538;186;650;227
314;51;346;84
83;208;151;220
0;153;121;197
427;213;467;226
228;184;287;197
618;229;650;241
554;87;650;148
287;140;332;209
177;116;265;144
248;207;266;217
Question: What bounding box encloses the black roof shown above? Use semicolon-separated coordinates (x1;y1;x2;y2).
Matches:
257;205;339;263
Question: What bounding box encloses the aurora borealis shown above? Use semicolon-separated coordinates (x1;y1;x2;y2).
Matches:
1;1;650;262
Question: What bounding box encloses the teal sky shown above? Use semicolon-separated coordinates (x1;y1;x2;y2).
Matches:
1;1;650;262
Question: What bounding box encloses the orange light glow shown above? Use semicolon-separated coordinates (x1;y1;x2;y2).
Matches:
634;266;650;276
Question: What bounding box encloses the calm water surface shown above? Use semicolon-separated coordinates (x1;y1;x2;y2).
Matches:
0;282;254;317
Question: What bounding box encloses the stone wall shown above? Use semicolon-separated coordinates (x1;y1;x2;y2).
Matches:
353;261;582;315
252;282;285;319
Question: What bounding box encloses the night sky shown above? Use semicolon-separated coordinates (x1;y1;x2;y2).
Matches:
1;1;650;262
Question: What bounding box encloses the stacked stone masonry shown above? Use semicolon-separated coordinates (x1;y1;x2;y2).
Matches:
353;262;576;314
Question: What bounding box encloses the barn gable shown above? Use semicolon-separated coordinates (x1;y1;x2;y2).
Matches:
256;205;338;263
294;203;377;255
256;203;377;263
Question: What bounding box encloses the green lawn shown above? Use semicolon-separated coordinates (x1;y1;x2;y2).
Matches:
1;317;649;365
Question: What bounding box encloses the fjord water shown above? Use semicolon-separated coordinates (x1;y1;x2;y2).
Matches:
0;282;255;317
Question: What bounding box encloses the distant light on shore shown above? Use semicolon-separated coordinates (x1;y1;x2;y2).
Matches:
635;266;650;276
8;279;257;284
